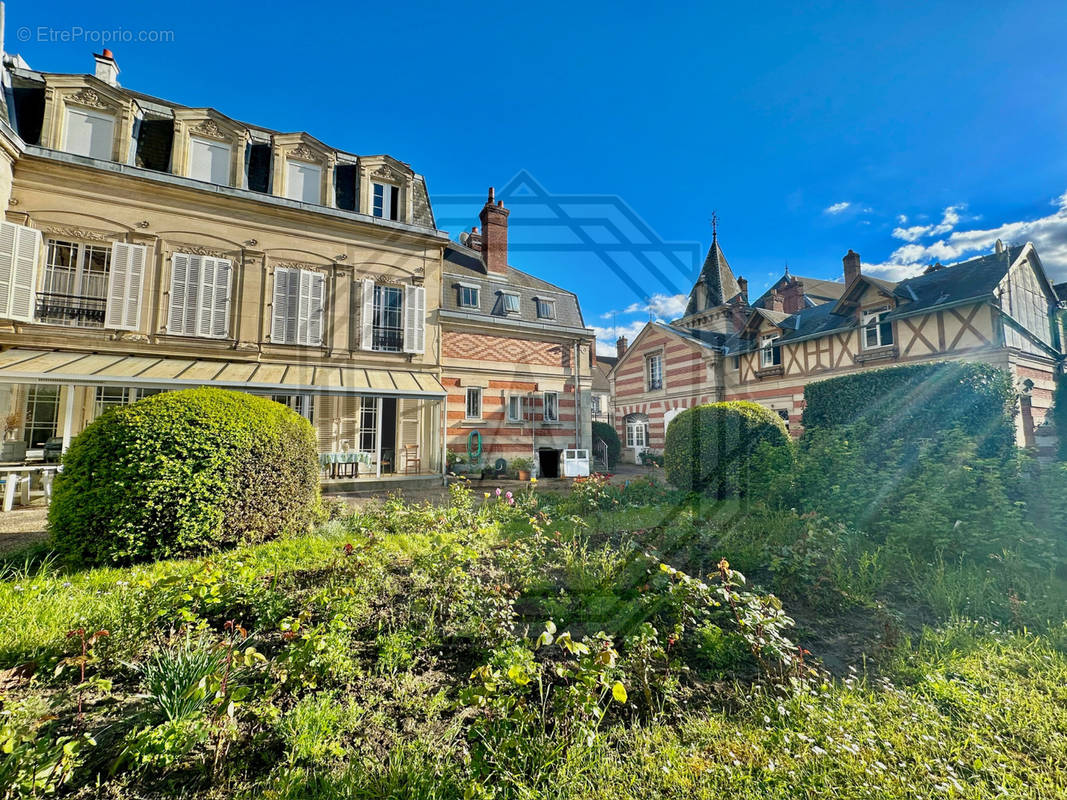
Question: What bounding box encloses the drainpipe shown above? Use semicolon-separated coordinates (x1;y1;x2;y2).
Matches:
573;340;581;449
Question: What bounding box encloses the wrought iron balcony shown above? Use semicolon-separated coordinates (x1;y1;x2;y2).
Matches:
371;327;404;352
35;292;107;327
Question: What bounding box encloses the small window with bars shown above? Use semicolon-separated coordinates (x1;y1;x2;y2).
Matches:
466;387;482;420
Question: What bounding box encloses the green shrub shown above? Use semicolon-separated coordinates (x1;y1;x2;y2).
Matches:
592;421;621;468
1054;372;1067;461
663;401;794;496
801;361;1017;457
49;388;319;566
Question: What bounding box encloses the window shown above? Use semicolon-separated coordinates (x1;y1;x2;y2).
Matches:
646;353;663;391
94;386;133;417
862;305;894;349
372;285;404;352
500;292;521;314
270;267;325;346
466;387;482;420
732;355;741;370
359;397;378;452
507;395;524;422
760;334;782;367
591;395;602;416
168;253;232;339
189;136;231;185
459;285;479;308
63;107;114;160
536;298;555;319
38;239;111;327
372;182;400;221
543;391;559;422
286;160;322;204
775;408;790;428
23;385;60;448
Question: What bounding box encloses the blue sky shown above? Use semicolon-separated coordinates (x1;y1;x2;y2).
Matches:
9;1;1067;352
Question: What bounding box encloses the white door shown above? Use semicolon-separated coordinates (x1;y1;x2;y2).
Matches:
625;417;648;463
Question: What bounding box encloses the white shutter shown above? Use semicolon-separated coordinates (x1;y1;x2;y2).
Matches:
196;256;231;339
307;271;325;346
361;278;375;351
403;284;418;353
413;286;426;354
295;270;311;345
106;242;147;331
167;252;196;335
271;268;290;343
0;222;41;323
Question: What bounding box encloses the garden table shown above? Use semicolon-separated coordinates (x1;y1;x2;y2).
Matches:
319;451;373;479
0;464;59;511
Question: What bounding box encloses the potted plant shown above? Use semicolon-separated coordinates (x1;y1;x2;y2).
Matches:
446;449;461;475
512;456;534;481
1;411;25;462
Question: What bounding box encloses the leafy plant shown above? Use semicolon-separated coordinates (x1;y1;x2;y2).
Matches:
592;421;621;468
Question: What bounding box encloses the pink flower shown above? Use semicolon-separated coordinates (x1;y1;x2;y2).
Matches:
495;488;502;496
505;491;513;499
508;498;515;505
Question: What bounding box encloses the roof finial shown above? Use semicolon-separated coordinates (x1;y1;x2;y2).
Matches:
710;211;718;241
784;261;790;278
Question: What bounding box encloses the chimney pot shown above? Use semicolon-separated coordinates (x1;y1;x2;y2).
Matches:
616;336;628;358
737;276;749;304
843;249;861;285
768;289;785;313
102;48;114;59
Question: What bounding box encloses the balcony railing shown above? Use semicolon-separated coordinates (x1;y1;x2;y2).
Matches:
372;327;404;352
35;292;107;327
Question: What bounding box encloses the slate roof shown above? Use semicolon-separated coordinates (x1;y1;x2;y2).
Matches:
1051;281;1066;301
722;245;1031;354
684;236;741;315
653;321;729;350
441;242;589;333
753;273;846;309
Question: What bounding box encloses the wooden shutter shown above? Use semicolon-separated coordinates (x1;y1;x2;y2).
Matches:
360;278;375;351
315;395;337;453
403;284;425;353
106;242;147;331
398;398;420;453
307;270;325;346
271;267;290;343
198;257;232;339
0;221;41;323
413;286;426;353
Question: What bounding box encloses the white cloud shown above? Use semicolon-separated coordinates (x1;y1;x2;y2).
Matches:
591;319;650;356
622;292;689;319
891;204;964;242
825;202;851;215
866;192;1067;282
897;214;908;224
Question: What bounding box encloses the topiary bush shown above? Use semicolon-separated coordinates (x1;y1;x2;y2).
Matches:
592;421;622;469
49;388;320;566
664;401;794;497
801;361;1017;457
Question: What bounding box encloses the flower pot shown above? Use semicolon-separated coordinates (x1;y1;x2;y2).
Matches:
518;470;531;481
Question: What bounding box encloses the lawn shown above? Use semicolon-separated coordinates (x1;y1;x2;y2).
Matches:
1;478;1065;799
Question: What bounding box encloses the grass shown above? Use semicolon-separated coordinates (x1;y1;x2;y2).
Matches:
0;480;1065;799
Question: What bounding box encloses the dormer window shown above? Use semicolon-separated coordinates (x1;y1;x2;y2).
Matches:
372;182;400;220
535;298;555;319
64;107;114;160
502;292;520;314
286;159;322;204
458;284;479;309
861;306;894;349
189;136;232;185
760;333;782;367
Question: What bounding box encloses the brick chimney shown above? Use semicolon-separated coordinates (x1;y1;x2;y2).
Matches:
478;187;510;275
780;278;805;314
767;289;784;313
616;336;628;358
729;296;748;331
737;276;749;305
465;226;483;250
93;49;119;87
843;249;861;285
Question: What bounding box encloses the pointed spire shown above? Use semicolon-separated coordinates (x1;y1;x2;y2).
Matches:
711;211;718;241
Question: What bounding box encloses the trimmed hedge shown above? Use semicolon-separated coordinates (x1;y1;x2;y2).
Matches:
49;388;320;566
592;421;622;468
801;361;1017;456
664;401;794;496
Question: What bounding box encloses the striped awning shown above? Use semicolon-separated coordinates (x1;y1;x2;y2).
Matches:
0;349;446;398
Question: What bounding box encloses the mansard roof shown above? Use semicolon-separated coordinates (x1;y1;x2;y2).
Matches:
684;236;741;316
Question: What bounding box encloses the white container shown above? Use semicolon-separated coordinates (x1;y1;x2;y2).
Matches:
562;448;590;478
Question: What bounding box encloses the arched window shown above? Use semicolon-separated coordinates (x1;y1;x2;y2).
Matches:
624;413;649;449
